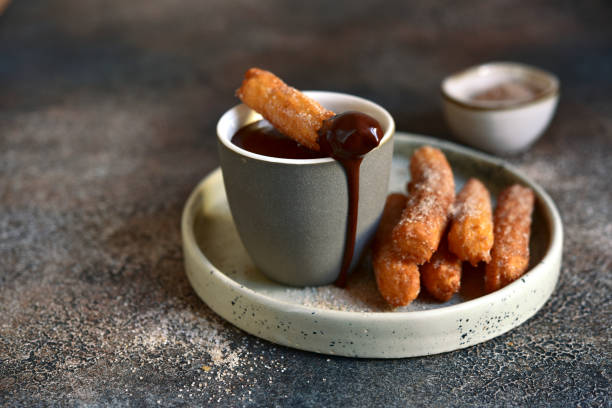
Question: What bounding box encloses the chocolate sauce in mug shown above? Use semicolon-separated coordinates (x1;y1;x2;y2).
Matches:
231;111;383;287
232;120;326;159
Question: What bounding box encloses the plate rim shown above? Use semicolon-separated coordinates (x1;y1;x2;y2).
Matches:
182;132;563;321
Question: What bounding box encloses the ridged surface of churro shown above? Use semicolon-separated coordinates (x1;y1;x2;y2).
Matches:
421;237;462;302
485;184;535;292
372;193;420;307
236;68;335;151
448;178;494;266
391;146;455;264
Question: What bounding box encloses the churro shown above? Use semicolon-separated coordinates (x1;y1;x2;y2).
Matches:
421;236;462;302
372;193;420;307
391;146;455;264
236;68;335;151
448;178;494;266
485;184;535;292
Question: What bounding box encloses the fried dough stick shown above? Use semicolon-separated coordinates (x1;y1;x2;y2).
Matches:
236;68;335;151
421;236;462;302
485;185;535;292
392;146;455;264
448;178;494;266
372;194;420;307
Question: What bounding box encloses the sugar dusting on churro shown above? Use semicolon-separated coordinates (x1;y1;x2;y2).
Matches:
372;193;420;307
485;184;534;292
448;178;494;266
391;146;455;265
421;236;462;302
236;68;334;151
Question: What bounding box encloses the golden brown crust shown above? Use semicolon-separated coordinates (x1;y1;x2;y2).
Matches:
236;68;335;151
372;194;420;307
391;146;455;264
485;184;535;292
373;253;420;308
448;178;494;266
373;193;408;251
421;237;462;302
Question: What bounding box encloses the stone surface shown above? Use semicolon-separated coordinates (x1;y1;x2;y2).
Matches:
0;0;610;406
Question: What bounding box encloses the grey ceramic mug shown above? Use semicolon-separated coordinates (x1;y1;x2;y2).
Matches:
217;91;395;286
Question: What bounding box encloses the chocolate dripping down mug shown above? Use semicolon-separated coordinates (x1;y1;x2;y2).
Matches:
217;91;395;286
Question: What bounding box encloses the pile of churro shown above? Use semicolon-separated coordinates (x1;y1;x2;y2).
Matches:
373;147;535;306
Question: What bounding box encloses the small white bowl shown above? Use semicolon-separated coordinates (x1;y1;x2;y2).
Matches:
441;62;559;155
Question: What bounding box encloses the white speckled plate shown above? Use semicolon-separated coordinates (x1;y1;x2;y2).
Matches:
182;132;562;358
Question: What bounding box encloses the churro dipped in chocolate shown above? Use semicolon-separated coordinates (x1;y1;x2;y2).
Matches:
236;68;335;151
485;184;535;292
448;178;494;266
392;146;455;264
235;68;386;288
372;194;420;307
421;236;462;302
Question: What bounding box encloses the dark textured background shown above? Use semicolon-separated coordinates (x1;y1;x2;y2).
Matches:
1;1;611;406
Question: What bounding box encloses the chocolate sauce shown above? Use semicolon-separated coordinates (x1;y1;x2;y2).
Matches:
231;112;383;288
232;120;326;159
317;111;383;287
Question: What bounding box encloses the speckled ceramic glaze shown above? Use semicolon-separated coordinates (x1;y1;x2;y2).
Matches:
217;92;395;286
183;132;563;358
